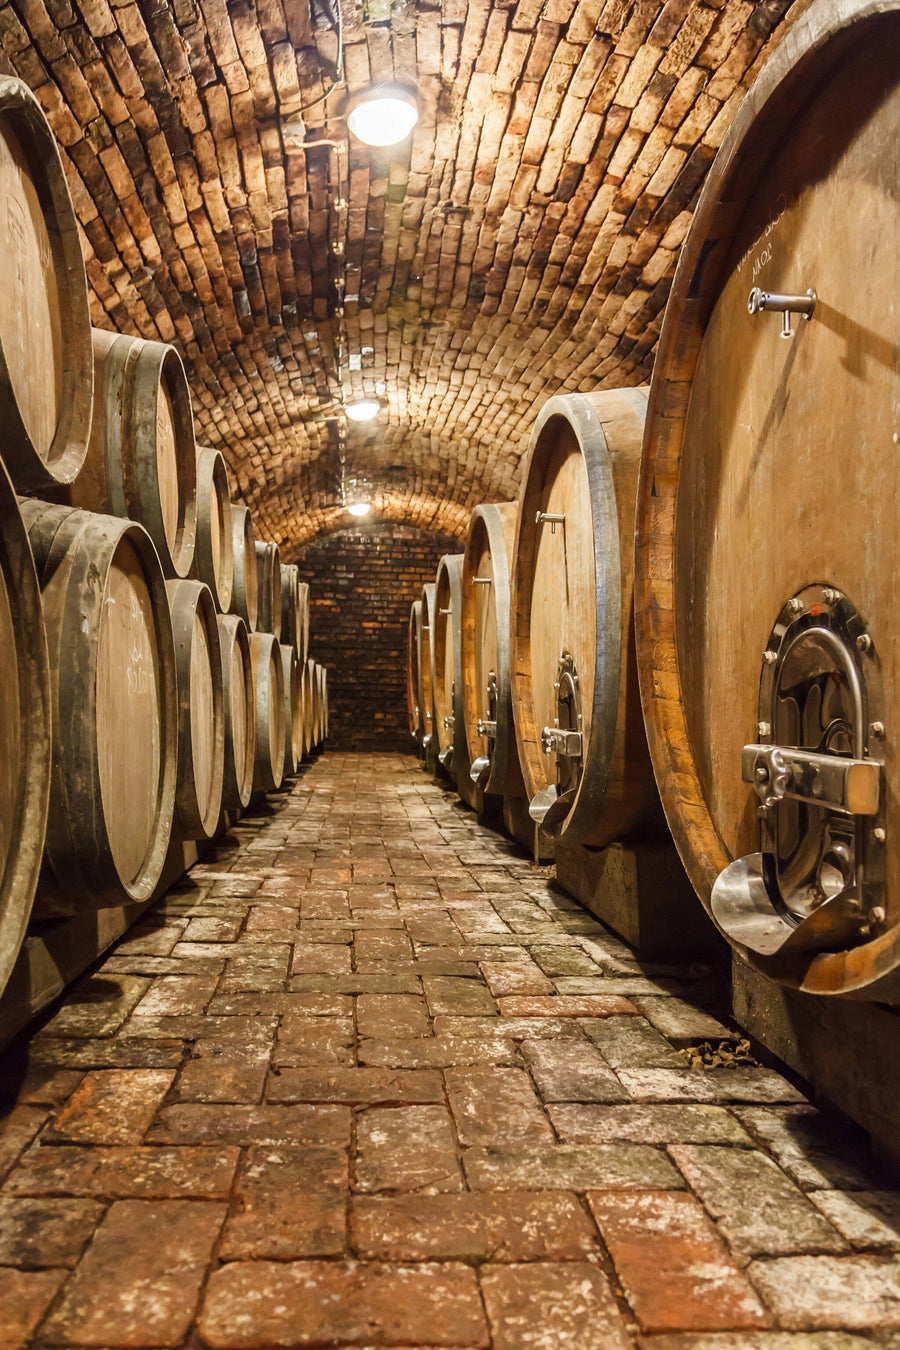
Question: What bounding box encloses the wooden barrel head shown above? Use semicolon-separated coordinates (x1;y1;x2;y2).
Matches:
0;465;50;994
23;504;176;912
433;555;466;772
280;644;301;776
249;631;284;792
194;447;234;613
302;658;315;755
419;583;437;748
167;579;225;840
97;537;165;886
512;388;652;845
297;581;310;665
0;78;91;491
461;503;517;797
255;540;281;636
217;614;254;811
230;505;258;630
407;600;422;739
635;0;900;997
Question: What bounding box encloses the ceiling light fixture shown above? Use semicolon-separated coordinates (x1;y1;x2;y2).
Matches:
348;501;371;517
347;84;418;148
345;399;380;422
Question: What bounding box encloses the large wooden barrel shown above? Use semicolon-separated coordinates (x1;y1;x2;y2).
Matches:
217;614;254;812
249;631;284;792
511;387;656;846
433;555;467;775
298;581;310;664
193;447;233;613
255;540;281;637
230;505;258;631
0;77;92;492
22;502;177;913
407;599;423;741
461;503;518;796
301;657;315;756
307;658;322;750
0;467;50;994
166;580;225;840
419;583;437;750
69;330;197;579
635;0;900;1001
280;643;301;777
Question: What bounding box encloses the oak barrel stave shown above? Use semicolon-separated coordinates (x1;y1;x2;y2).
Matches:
193;447;234;613
511;387;656;847
166;579;225;840
633;0;900;999
461;503;519;798
22;501;176;913
0;77;92;492
0;468;50;994
217;613;255;812
69;330;197;579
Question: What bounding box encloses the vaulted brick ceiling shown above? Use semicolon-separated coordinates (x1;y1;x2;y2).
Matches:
1;0;802;552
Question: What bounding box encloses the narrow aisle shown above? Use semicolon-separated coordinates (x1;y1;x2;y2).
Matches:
1;753;898;1349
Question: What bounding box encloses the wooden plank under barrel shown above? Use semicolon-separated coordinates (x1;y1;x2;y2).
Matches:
634;0;900;1000
510;388;656;847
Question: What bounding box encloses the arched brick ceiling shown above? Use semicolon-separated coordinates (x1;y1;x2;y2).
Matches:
0;0;805;554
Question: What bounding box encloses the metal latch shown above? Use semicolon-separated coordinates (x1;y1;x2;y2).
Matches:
443;715;455;730
743;744;881;816
540;727;583;758
477;718;497;737
535;511;565;534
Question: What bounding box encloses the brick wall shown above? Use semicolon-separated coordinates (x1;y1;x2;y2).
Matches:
295;521;462;752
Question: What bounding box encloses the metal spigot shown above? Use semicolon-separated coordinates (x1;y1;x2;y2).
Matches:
748;287;816;339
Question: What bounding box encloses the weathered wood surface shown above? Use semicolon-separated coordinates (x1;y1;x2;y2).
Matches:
511;386;656;847
0;466;50;997
22;500;176;914
0;76;91;491
68;329;197;578
634;0;900;1000
166;578;225;840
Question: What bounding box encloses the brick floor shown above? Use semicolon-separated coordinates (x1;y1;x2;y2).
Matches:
0;752;898;1348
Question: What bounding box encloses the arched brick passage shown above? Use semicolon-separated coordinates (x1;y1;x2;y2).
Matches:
295;520;460;749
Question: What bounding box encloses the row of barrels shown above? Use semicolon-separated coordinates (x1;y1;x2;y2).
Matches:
0;73;328;997
408;0;900;1005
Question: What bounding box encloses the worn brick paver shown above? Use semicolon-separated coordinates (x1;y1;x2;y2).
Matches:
0;752;898;1346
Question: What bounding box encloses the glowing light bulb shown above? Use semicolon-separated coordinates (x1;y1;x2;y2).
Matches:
345;400;380;422
348;87;418;148
348;502;371;517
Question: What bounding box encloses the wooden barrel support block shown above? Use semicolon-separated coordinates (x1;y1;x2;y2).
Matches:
250;631;285;793
255;540;281;638
419;583;437;753
280;643;301;778
70;330;197;578
217;614;254;812
194;447;233;613
461;502;519;798
166;579;225;840
511;387;656;848
0;77;92;490
433;554;469;780
633;0;900;999
407;599;423;742
23;502;177;913
230;505;258;632
0;469;50;994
